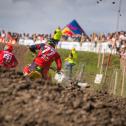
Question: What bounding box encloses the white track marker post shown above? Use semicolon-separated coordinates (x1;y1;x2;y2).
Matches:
94;52;104;84
113;70;118;95
121;67;125;97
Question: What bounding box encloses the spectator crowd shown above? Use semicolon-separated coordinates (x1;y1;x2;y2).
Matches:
0;29;126;59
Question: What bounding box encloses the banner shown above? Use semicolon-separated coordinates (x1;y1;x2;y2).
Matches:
18;39;116;54
67;19;85;35
62;19;86;36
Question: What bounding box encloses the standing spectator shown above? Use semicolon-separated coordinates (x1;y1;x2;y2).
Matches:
64;47;78;79
1;30;6;43
52;26;62;43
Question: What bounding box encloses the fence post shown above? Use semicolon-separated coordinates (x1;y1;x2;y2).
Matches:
100;50;105;74
108;69;115;94
121;67;125;97
76;64;85;82
97;44;101;68
113;70;118;95
103;53;112;84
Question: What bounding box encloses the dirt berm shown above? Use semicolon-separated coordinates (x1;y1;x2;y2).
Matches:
0;44;126;126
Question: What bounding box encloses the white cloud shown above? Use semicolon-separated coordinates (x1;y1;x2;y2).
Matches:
0;0;125;35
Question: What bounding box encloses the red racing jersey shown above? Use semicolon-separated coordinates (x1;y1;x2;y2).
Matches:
0;50;18;68
30;43;62;71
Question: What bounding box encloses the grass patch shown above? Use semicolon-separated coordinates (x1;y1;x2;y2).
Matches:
23;48;125;96
24;48;120;81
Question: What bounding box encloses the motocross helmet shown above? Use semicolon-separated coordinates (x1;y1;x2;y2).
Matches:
4;43;13;52
48;38;58;47
72;47;76;51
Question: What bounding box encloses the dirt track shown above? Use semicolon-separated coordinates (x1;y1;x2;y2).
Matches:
0;69;126;126
0;43;126;126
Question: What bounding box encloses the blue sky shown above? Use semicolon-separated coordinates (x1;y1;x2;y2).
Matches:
0;0;126;35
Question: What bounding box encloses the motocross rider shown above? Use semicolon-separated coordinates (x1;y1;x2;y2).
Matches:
0;43;18;68
23;39;62;80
